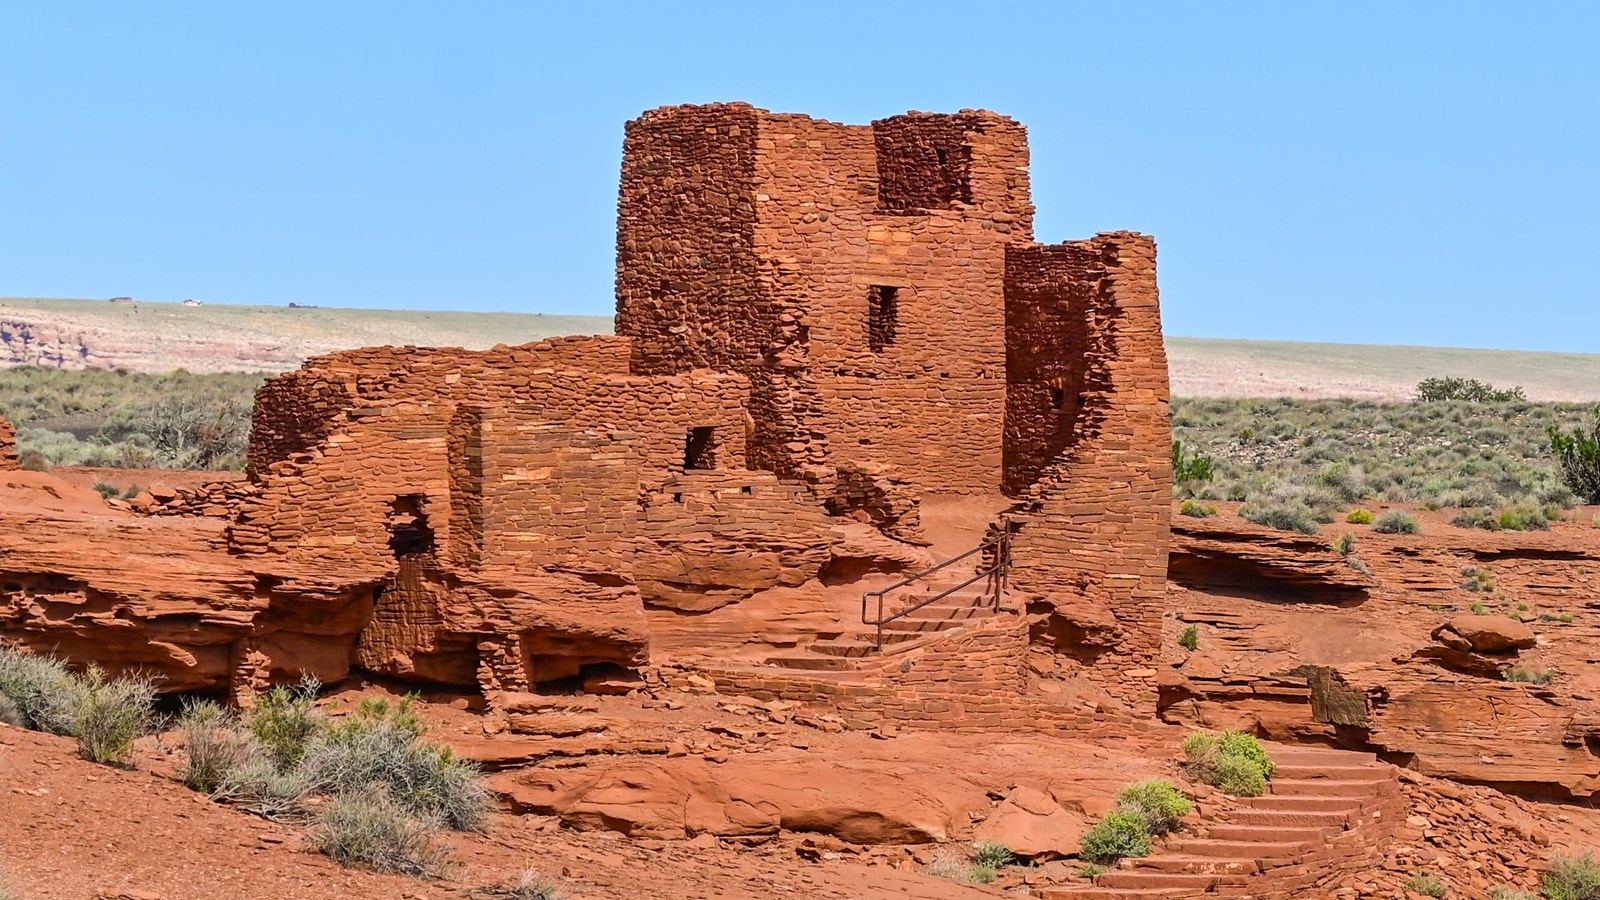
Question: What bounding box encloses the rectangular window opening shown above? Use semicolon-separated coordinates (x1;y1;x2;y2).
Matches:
683;426;718;471
867;285;899;352
1050;388;1066;410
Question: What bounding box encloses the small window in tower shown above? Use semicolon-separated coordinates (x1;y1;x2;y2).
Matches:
1051;388;1066;410
867;285;899;352
683;426;718;470
936;147;949;164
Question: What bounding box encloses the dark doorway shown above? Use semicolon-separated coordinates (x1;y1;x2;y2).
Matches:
387;494;435;558
868;285;899;352
683;427;717;470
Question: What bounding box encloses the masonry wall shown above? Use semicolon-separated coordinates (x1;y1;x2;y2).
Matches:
0;416;16;470
1002;243;1097;495
249;336;631;475
1004;232;1173;709
616;104;1036;494
237;367;748;577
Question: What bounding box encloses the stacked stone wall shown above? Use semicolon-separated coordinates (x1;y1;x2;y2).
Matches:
249;336;630;475
617;104;1038;495
1004;232;1172;709
0;416;16;470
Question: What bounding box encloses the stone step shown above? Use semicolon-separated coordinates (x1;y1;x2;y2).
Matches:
902;604;995;621
1039;887;1201;900
1270;764;1392;783
1121;856;1261;875
1267;746;1378;766
1164;838;1315;860
1222;809;1354;830
1246;795;1365;813
1269;778;1383;798
807;639;877;658
880;617;965;634
1096;870;1249;890
1202;824;1336;843
762;653;862;671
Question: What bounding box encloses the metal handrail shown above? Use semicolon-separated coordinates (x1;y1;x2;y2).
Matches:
860;528;1011;650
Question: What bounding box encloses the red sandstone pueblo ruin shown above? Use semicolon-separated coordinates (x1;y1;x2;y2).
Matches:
3;104;1599;900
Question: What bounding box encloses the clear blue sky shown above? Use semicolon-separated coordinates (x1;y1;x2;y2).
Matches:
3;2;1595;351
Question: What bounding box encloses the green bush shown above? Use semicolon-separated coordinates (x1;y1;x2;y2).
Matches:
177;699;258;794
1403;871;1448;897
972;841;1013;870
0;647;83;736
1080;810;1152;864
1373;511;1421;535
1545;853;1600;900
311;788;451;878
1241;501;1321;535
1116;780;1191;836
1179;499;1216;518
1178;625;1199;651
1550;410;1600;504
300;698;488;832
1078;863;1108;880
1497;505;1550;531
1334;532;1357;556
925;848;996;885
1183;730;1273;797
1452;508;1502;531
249;677;323;771
1504;667;1554;685
1346;508;1374;524
1416;377;1525;403
1172;440;1216;485
73;667;157;767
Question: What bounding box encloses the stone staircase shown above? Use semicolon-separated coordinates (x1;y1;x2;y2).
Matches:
1045;744;1402;899
763;579;1004;672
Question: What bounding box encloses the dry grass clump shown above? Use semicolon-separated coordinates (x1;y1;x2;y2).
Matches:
0;646;156;768
175;686;489;877
311;787;452;878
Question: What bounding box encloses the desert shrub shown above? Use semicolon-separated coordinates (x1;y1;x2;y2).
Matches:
1078;863;1108;879
1346;508;1374;524
1373;511;1421;535
1416;377;1525;403
1452;508;1502;531
177;699;257;793
1545;853;1600;900
0;694;21;727
1172;440;1215;485
1486;887;1537;900
300;698;488;832
249;677;323;771
1504;667;1554;685
1403;871;1448;897
483;870;568;899
1179;499;1216;518
0;871;13;900
1183;731;1273;797
213;754;313;819
1334;532;1357;556
73;667;157;767
311;788;450;878
1178;625;1199;651
1241;501;1321;535
92;482;119;499
1116;780;1191;836
972;840;1014;870
0;648;83;735
1079;810;1152;864
1497;505;1550;531
1550;410;1600;504
16;450;48;471
925;846;997;884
